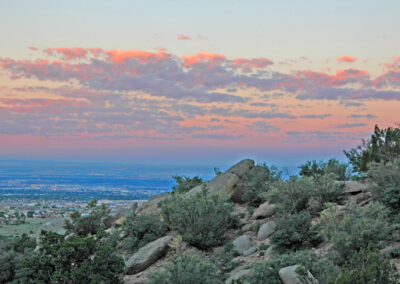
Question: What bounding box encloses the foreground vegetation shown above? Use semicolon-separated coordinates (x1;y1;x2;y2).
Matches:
1;124;400;283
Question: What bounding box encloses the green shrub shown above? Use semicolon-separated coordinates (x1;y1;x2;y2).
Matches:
329;248;400;284
148;254;222;284
299;159;350;181
367;158;400;214
269;176;315;214
240;164;281;206
271;212;322;252
344;124;400;173
321;203;395;264
312;173;345;211
161;188;237;250
172;175;203;194
123;214;167;253
247;250;338;284
21;230;124;283
64;199;110;236
0;251;16;283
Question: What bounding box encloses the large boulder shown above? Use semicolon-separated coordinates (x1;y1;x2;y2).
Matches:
232;235;251;255
139;193;170;216
343;181;368;194
253;201;277;219
125;235;172;275
227;159;255;178
36;218;67;243
264;245;279;261
257;221;277;240
187;172;239;198
279;265;318;284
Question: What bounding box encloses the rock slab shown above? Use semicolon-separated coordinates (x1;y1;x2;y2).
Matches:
257;221;277;240
253;201;277;219
125;235;172;275
279;265;318;284
232;235;251;255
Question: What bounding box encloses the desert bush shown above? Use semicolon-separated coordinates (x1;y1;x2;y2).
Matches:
299;159;350;181
172;175;203;194
161;188;237;250
312;173;345;211
344;124;400;173
21;230;124;283
148;254;222;284
64;199;110;236
269;176;316;214
123;214;167;253
329;248;400;284
367;158;400;214
321;202;395;264
271;212;322;252
247;250;338;284
240;163;281;206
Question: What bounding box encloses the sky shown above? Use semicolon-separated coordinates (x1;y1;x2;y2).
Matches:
0;0;399;166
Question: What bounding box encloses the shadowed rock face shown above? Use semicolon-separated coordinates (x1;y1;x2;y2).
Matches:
125;235;172;275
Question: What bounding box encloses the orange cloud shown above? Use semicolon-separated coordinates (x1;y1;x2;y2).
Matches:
336;56;357;63
106;49;170;63
182;52;226;67
28;46;38;51
177;34;192;40
232;58;273;72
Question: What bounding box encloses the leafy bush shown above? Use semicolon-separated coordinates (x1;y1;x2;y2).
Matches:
344;124;400;173
0;251;16;283
148;254;222;284
21;230;124;283
247;250;338;284
172;175;203;194
240;164;281;206
64;199;110;236
312;173;345;211
161;188;237;250
299;159;350;181
269;176;316;214
329;248;400;284
320;202;395;264
271;212;322;252
367;158;400;214
123;214;167;253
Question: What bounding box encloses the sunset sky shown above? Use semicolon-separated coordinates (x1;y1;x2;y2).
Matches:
0;0;399;166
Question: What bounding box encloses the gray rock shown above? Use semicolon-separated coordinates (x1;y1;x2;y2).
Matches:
243;246;257;256
36;218;67;243
343;181;368;194
380;243;400;258
232;235;251;255
225;268;252;284
125;235;172;275
257;221;277;240
227;159;255;178
187;172;240;198
264;245;279;261
279;265;318;284
253;201;277;219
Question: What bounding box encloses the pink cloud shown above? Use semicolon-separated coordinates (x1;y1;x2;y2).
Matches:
28;46;38;51
232;58;273;72
105;49;170;63
182;52;226;67
336;56;357;63
43;47;89;60
177;34;192;40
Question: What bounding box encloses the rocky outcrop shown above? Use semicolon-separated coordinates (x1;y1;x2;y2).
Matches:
227;159;255;178
232;235;251;255
279;265;318;284
253;201;277;219
257;221;277;240
343;181;368;194
139;193;170;216
264;245;279;261
125;235;172;275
